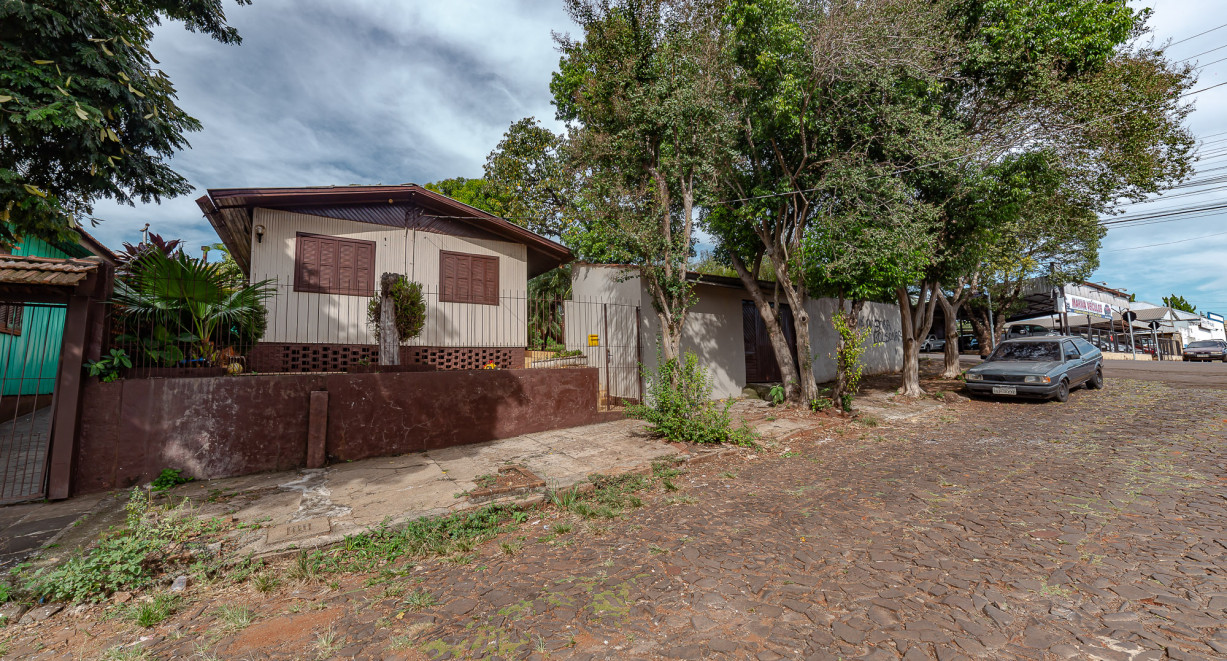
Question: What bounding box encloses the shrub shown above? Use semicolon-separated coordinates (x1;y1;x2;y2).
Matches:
86;349;132;383
628;351;757;446
367;276;426;341
150;468;192;491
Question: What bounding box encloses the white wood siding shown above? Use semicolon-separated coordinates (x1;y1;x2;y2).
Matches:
250;208;528;346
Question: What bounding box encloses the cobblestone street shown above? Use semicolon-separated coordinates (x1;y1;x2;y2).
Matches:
4;377;1226;660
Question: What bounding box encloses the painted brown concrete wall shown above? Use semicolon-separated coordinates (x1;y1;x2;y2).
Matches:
73;368;604;496
324;368;600;461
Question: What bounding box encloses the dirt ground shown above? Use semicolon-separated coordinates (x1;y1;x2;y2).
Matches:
2;363;1225;660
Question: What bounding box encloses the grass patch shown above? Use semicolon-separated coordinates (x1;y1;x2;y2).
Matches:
306;505;514;573
123;593;180;628
403;588;437;611
213;604;255;632
253;573;279;594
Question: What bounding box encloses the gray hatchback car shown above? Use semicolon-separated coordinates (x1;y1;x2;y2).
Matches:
964;336;1104;402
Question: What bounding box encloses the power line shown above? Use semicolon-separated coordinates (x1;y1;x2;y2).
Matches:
1103;229;1227;251
1179;42;1227;62
1166;21;1227;48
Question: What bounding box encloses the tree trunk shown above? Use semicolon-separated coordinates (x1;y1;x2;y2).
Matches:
936;291;962;379
730;253;803;403
896;282;938;397
763;253;817;404
379;273;401;366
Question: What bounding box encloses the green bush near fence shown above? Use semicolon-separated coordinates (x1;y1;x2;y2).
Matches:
628;351;757;447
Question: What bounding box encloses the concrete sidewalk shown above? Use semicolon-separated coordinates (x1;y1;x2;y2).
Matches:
166;417;709;556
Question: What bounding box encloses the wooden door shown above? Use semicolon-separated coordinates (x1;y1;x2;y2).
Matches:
742;300;798;383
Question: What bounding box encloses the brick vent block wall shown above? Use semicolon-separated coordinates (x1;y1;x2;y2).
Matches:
249;343;525;373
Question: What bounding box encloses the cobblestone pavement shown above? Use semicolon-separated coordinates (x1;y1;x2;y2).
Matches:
4;378;1226;660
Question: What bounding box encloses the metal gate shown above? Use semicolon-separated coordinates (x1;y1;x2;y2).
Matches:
533;296;642;408
742;300;797;383
0;301;65;504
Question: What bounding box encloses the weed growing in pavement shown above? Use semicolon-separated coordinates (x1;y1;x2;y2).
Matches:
305;505;514;573
389;634;415;651
553;523;573;534
534;634;547;653
403;588;437;611
123;593;180;627
648;544;668;555
20;489;217;603
314;628;342;659
664;495;698;506
500;540;523;555
719;471;738;479
213;604;255;632
287;551;319;583
100;646;152;660
1039;583;1074;599
253;573;279;594
192;642;222;661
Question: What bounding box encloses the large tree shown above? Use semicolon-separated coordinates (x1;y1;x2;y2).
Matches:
552;0;731;363
706;0;960;405
889;0;1195;395
0;0;250;246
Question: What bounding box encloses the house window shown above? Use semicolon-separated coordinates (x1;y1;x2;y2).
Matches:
293;233;375;296
440;251;499;305
0;304;21;336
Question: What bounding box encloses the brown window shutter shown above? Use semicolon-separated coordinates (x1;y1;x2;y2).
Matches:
483;257;498;304
294;233;376;296
441;252;457;301
439;250;499;305
357;243;374;295
337;243;357;295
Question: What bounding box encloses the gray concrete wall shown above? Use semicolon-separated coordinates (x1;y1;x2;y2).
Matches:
569;264;904;400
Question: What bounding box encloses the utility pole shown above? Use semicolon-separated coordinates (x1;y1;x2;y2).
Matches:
1122;310;1138;360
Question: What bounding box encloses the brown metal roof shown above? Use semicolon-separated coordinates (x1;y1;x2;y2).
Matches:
196;184;573;278
0;254;100;287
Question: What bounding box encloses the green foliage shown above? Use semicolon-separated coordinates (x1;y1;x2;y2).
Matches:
832;309;873;411
113;248;273;367
767;384;785;406
552;349;584;359
305;505;515;573
150;468;191;491
123;593;180;627
367;276;426;342
1161;294;1196;313
554;0;731;356
21;489;208;602
548;473;652;520
85;348;131;382
628;351;758;446
0;0;250;245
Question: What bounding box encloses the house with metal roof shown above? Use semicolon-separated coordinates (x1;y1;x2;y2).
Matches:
196;185;574;372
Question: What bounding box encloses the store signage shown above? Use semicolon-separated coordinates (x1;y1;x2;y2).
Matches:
1066;295;1113;320
1207;311;1225;324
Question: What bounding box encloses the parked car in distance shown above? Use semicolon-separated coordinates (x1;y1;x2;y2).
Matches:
920;334;946;352
1005;323;1058;339
958;334;979;352
1183;339;1227;362
964;336;1103;403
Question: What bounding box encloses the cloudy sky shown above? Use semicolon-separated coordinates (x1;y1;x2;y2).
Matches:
89;0;1226;314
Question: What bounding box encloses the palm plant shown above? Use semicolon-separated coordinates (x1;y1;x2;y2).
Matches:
113;249;274;367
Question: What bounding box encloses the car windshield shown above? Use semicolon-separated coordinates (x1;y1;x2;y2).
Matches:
988;342;1060;362
1187;341;1219;348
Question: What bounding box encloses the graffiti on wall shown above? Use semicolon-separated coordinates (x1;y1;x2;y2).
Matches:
870;318;902;345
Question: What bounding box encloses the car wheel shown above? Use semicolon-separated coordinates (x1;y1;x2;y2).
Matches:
1087;368;1104;390
1053;379;1070;403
